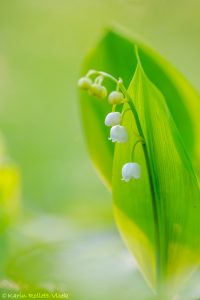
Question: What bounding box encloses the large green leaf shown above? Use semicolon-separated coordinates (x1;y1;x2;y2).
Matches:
135;42;200;183
79;28;200;296
113;62;200;294
79;29;200;188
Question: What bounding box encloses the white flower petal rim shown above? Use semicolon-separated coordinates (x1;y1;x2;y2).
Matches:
109;125;128;143
105;112;122;127
122;162;141;182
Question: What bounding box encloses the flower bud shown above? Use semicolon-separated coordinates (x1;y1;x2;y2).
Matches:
108;91;124;105
109;125;128;143
78;77;92;90
89;84;107;99
105;112;122;127
122;162;141;182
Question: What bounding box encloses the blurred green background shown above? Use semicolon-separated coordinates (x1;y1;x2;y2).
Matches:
0;0;200;299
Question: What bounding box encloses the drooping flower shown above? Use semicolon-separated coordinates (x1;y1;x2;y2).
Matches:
105;112;122;127
122;162;141;182
78;77;92;90
108;91;124;105
89;83;107;99
109;125;128;143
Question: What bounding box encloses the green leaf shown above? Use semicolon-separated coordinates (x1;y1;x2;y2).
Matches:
113;62;200;293
79;29;200;188
79;28;200;295
134;42;200;183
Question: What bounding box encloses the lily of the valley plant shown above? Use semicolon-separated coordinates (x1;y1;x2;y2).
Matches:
78;29;200;300
78;68;143;182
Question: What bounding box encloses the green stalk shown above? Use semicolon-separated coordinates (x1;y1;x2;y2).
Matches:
120;84;162;292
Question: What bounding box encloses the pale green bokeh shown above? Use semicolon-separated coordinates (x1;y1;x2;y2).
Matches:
0;0;200;212
0;1;200;299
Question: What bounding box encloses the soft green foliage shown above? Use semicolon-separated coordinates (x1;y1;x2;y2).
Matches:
0;137;20;233
79;29;200;296
0;136;20;280
4;215;153;300
1;1;200;299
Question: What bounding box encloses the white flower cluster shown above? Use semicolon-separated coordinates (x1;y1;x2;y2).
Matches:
105;111;141;182
105;113;128;143
78;71;141;182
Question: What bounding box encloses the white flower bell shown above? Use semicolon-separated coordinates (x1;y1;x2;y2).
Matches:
108;91;124;105
122;162;141;182
105;112;122;127
109;125;128;143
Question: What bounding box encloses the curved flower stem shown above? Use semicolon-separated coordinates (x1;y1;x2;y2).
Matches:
121;108;131;123
95;75;104;85
86;70;119;84
112;104;116;112
131;139;145;161
122;108;141;138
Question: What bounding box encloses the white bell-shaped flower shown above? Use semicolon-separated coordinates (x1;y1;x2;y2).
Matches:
108;91;124;105
122;162;141;182
109;125;128;143
105;112;122;127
